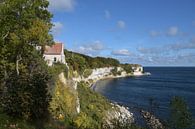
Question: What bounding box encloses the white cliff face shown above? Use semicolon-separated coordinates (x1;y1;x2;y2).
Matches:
73;66;145;84
133;66;144;76
87;67;114;80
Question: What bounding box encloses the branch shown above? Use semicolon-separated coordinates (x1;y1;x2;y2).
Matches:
2;31;9;40
16;55;22;76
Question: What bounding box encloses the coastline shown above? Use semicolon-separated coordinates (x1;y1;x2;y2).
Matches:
88;72;165;129
89;73;133;91
89;72;150;91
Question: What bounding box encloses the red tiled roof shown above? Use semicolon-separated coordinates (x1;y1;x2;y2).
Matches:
44;43;63;55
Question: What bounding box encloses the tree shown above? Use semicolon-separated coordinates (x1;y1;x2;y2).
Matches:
1;51;52;128
169;96;194;129
0;0;53;77
0;0;54;127
121;64;133;74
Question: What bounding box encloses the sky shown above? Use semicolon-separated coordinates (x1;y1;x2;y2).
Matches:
48;0;195;66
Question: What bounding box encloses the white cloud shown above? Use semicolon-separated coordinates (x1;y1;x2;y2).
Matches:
72;40;106;56
137;38;195;55
117;20;126;29
167;26;179;36
48;0;76;12
105;10;111;19
111;49;131;56
52;22;64;35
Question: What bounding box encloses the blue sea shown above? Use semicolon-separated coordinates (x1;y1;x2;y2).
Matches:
94;67;195;123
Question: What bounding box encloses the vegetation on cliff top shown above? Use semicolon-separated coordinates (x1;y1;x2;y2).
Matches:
64;49;140;76
64;49;120;74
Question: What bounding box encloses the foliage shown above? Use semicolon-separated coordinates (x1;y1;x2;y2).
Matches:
112;67;118;76
64;49;120;72
169;96;194;129
49;79;78;120
121;64;134;74
83;69;93;78
48;63;68;79
0;0;54;128
73;111;97;129
64;50;88;75
110;67;122;76
75;82;112;129
1;53;52;123
0;107;76;129
0;0;53;77
0;110;35;129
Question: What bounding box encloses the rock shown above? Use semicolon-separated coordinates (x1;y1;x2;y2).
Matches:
59;72;67;85
141;110;164;129
104;103;134;128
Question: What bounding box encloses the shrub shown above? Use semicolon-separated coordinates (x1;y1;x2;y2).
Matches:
49;79;78;120
0;111;34;129
83;69;92;78
0;54;52;129
49;63;68;79
169;96;194;129
76;82;112;128
111;67;118;76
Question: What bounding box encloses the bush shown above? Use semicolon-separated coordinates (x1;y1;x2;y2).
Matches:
111;67;118;76
121;64;133;74
0;111;35;129
76;82;112;128
83;69;92;78
49;79;78;120
169;96;194;129
49;63;68;79
1;56;52;129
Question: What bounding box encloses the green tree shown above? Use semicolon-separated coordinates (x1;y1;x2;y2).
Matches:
1;51;52;128
121;64;133;74
83;69;92;78
0;0;54;127
169;96;194;129
111;67;118;76
0;0;53;77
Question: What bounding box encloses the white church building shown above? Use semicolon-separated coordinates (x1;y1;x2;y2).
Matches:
43;43;66;66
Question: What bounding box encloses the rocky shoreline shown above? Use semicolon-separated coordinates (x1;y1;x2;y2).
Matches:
141;110;164;129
